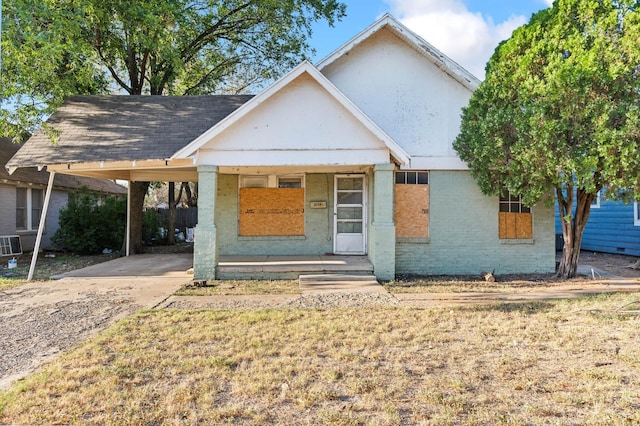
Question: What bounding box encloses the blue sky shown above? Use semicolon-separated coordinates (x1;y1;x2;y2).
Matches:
309;0;554;79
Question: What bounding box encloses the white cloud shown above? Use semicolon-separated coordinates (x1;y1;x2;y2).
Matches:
385;0;526;79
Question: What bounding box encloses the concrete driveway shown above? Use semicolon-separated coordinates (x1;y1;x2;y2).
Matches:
0;254;192;390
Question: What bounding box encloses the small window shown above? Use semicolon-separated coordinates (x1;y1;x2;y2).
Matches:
499;192;531;213
241;176;268;188
31;189;44;229
396;171;429;184
16;188;27;230
278;177;302;188
240;175;304;188
16;187;44;231
591;191;601;209
499;190;532;239
634;202;640;226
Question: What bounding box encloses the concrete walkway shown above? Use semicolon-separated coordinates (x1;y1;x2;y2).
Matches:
0;254;193;390
298;274;385;294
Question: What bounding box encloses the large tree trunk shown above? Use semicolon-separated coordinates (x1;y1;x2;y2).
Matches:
168;182;176;246
129;181;150;254
556;186;595;279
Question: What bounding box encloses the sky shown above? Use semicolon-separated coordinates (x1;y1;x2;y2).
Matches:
309;0;554;79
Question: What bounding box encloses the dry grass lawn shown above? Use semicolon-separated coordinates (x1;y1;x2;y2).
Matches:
176;279;299;296
385;276;593;294
1;293;639;425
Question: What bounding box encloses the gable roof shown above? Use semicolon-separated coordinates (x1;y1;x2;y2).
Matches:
316;14;481;91
1;138;126;194
172;61;410;166
6;95;253;170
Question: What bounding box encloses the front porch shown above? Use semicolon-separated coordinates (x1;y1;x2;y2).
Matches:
216;255;373;280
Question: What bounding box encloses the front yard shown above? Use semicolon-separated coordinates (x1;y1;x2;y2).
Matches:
1;293;639;425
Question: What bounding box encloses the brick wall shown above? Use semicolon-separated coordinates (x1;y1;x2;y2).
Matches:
216;173;334;256
395;171;556;275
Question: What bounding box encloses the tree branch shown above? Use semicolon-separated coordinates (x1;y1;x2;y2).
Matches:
93;28;132;94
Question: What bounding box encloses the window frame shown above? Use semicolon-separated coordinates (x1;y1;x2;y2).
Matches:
634;202;640;226
240;174;304;189
499;190;533;240
395;171;429;185
16;187;44;232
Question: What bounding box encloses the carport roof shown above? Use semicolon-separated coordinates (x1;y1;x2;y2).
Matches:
1;137;126;194
6;95;253;170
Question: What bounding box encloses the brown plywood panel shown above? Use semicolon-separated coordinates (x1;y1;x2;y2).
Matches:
515;213;533;239
395;184;429;238
239;188;304;236
499;212;532;239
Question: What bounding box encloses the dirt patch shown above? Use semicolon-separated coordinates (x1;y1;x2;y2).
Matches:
577;251;640;278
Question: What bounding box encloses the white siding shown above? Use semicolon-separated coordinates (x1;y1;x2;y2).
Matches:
321;28;473;169
197;73;391;167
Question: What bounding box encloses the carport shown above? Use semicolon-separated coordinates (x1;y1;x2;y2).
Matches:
5;95;250;280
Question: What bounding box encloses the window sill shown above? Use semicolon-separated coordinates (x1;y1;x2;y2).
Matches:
500;238;534;245
238;235;306;241
396;237;430;244
15;230;38;235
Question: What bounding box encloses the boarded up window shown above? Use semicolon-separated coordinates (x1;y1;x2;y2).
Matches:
239;188;304;236
499;212;532;239
499;191;532;239
395;171;429;239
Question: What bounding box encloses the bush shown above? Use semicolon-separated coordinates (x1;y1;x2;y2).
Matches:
52;192;126;254
142;209;166;245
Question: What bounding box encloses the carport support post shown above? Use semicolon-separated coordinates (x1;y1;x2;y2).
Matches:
27;171;56;281
126;181;131;256
193;165;218;281
369;164;396;280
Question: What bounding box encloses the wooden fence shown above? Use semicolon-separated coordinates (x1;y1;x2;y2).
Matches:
155;208;198;231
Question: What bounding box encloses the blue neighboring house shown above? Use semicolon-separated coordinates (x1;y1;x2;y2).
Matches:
555;191;640;256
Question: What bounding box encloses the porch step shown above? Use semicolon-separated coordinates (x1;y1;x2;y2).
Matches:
299;274;384;294
216;255;373;280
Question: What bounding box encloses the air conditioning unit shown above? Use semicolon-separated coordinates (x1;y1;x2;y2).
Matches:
0;235;22;256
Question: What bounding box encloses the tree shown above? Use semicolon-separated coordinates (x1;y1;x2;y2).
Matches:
1;0;346;253
453;0;640;278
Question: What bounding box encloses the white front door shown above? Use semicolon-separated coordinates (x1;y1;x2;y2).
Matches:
334;175;367;254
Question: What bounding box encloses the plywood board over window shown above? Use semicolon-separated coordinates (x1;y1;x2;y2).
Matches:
239;188;305;236
499;212;532;239
498;191;532;239
395;171;429;239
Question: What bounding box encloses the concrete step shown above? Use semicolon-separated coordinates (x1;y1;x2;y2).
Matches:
299;274;384;294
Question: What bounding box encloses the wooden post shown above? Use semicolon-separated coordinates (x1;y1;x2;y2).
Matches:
126;181;131;256
27;171;55;281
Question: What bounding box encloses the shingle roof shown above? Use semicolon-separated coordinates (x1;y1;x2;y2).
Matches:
1;138;127;194
6;95;253;169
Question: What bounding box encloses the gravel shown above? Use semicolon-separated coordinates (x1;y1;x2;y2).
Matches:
0;288;140;389
165;291;400;310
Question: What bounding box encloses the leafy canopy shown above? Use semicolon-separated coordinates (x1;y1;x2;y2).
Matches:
453;0;640;207
0;0;346;137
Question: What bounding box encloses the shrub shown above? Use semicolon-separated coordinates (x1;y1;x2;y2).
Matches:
53;192;126;254
142;209;167;245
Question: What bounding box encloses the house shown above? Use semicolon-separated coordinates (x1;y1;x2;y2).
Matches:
6;15;556;279
1;137;127;254
555;191;640;256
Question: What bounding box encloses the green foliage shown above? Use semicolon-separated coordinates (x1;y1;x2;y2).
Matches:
142;209;167;245
453;0;640;207
0;0;346;138
53;192;126;254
